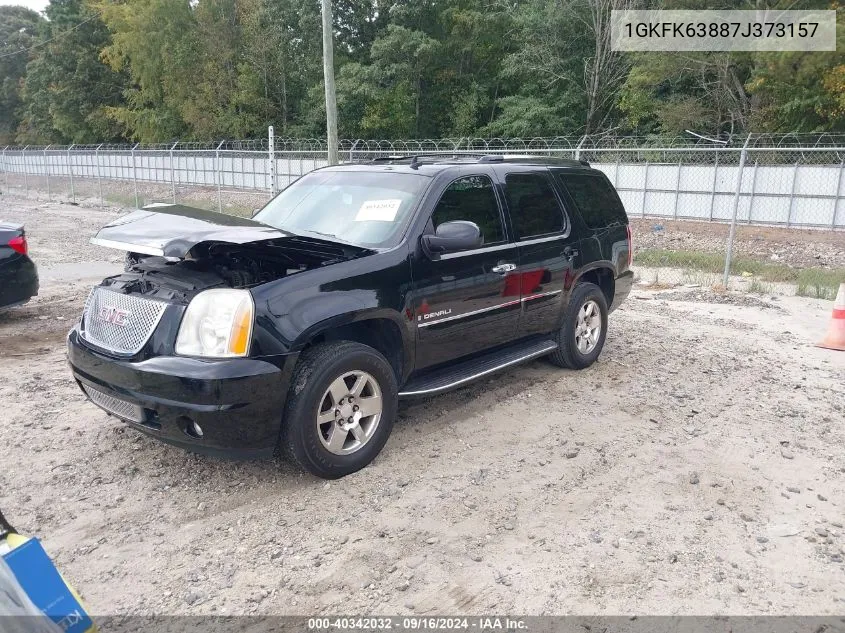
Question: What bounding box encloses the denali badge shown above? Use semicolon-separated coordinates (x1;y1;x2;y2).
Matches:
98;305;132;327
421;308;452;321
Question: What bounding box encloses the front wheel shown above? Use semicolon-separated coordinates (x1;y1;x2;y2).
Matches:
548;282;608;370
280;341;398;479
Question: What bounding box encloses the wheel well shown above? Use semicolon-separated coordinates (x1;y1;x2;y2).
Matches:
305;319;404;381
578;268;615;306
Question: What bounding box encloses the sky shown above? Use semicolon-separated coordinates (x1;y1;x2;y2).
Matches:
0;0;49;12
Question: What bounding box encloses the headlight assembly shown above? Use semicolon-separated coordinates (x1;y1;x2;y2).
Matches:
175;289;254;357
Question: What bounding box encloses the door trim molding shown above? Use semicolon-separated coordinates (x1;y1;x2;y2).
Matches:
522;289;562;303
418;298;521;327
417;289;562;327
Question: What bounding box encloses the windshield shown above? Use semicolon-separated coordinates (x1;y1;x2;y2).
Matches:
254;170;429;248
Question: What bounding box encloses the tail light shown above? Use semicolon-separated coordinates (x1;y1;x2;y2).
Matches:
8;235;28;256
625;225;632;268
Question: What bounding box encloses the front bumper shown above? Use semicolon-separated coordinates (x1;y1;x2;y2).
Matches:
68;327;297;458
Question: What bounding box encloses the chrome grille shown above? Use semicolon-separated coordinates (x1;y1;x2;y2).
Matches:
81;287;167;355
82;384;144;423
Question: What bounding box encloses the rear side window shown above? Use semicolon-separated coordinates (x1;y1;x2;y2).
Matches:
504;173;565;239
432;175;505;245
556;172;628;229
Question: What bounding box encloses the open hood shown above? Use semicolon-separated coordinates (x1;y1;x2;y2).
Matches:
91;204;292;258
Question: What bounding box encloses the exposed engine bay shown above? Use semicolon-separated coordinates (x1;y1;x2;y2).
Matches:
100;238;368;304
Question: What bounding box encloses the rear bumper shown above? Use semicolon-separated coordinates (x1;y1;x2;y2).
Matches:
611;270;634;312
0;257;38;309
67;327;297;458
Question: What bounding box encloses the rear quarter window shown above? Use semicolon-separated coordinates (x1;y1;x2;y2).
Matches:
555;171;628;230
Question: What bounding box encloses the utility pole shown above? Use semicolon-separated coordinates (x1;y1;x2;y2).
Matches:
321;0;339;165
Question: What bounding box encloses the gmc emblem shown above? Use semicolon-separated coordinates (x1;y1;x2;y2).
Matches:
98;305;131;327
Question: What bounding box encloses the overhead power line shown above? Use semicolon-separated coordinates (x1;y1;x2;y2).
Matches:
0;15;98;60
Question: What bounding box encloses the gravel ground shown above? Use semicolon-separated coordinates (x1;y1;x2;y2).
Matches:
1;196;844;616
630;218;845;269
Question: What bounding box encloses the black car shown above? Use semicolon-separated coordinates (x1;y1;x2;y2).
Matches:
0;223;39;311
68;155;632;479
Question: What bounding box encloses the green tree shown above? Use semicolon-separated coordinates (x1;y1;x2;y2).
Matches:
238;0;323;137
747;7;845;133
0;6;42;144
96;0;195;142
485;0;627;137
618;52;754;136
16;0;125;144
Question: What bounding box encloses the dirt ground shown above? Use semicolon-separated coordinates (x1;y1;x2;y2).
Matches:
1;195;844;616
629;218;845;269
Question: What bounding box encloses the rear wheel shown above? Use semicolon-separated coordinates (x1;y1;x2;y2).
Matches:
280;341;397;479
549;282;608;370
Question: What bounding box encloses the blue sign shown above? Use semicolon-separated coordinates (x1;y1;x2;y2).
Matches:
3;538;94;633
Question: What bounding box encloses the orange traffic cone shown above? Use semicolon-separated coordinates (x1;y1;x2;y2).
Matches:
818;282;845;351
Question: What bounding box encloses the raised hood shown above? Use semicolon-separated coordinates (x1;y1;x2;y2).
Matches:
91;204;291;258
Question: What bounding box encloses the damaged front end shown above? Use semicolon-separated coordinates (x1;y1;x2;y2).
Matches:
68;204;375;455
90;204;373;301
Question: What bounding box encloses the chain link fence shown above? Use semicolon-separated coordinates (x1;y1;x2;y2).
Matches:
1;133;843;299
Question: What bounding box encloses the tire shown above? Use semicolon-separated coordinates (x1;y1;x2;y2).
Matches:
280;341;398;479
548;282;609;370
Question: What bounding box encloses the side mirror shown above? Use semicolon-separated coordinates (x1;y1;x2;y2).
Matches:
421;220;482;258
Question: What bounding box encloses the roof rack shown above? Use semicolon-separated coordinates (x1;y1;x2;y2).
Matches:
368;153;505;167
360;154;589;170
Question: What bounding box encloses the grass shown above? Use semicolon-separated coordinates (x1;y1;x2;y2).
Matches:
747;278;773;295
797;268;845;300
635;248;845;300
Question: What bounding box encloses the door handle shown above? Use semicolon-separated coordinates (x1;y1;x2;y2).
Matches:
492;263;516;274
563;247;579;261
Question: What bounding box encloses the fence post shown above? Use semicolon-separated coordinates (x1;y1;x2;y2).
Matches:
216;140;225;213
268;125;276;194
95;144;104;207
640;161;649;217
131;143;139;208
613;156;620;187
67;144;75;204
673;159;682;219
833;159;844;230
709;149;719;221
723;135;752;287
747;159;759;225
170;141;178;203
2;146;7;194
44;145;51;201
21;145;29;198
786;160;800;227
350;139;361;163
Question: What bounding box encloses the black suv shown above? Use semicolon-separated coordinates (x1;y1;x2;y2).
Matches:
68;155;632;479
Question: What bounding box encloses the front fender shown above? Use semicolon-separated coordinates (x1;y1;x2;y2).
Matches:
248;248;415;367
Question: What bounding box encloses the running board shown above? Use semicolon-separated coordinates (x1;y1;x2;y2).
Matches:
398;339;558;398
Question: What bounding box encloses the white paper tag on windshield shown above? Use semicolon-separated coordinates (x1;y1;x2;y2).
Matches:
355;199;402;222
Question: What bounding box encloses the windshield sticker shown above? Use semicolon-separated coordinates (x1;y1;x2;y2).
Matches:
355;199;402;222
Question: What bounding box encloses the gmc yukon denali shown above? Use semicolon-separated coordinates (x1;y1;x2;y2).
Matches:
67;155;633;479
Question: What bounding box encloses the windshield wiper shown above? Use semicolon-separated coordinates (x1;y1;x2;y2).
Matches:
306;230;342;240
295;229;364;248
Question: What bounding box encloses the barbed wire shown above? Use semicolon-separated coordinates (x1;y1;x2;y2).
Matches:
5;132;845;154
